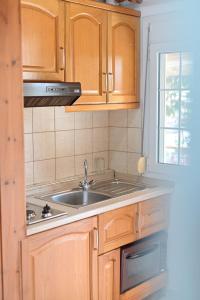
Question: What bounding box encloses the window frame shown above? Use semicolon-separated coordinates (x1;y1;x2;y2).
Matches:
145;42;191;179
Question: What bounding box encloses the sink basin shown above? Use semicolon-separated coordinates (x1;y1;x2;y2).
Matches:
38;179;148;209
41;190;110;208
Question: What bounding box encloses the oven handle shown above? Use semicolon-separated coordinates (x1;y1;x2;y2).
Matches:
126;244;159;260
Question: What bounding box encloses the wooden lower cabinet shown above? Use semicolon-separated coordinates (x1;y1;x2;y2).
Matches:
21;196;169;300
99;249;120;300
22;217;98;300
98;205;138;254
138;196;169;239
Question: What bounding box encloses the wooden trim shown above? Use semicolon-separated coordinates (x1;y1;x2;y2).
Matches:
120;273;168;300
0;1;26;299
62;0;141;17
65;102;140;112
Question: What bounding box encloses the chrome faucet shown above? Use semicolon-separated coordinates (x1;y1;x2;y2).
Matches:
79;159;94;190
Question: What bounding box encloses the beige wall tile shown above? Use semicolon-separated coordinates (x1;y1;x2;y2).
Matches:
75;129;92;155
93;128;108;152
109;110;128;127
128;109;142;128
109;151;127;173
93;151;108;172
25;106;117;185
34;159;55;184
24;134;33;162
33;132;55;161
75;154;93;176
24;108;33;133
56;156;75;180
56;131;74;158
127;152;140;175
55;107;74;131
25;162;34;185
93;111;108;127
75;112;92;129
33;107;55;132
109;127;127;151
128;128;141;153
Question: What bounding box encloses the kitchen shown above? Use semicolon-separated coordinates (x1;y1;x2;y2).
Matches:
0;0;197;300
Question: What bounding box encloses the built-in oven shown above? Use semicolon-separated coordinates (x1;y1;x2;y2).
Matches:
121;231;167;293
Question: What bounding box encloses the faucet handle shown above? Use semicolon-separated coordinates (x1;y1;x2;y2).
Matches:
79;179;95;190
79;181;84;188
89;179;95;186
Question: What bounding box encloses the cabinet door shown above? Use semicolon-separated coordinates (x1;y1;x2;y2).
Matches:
98;205;137;254
138;196;169;238
21;0;65;81
99;249;120;300
22;217;98;300
108;12;140;103
66;3;107;104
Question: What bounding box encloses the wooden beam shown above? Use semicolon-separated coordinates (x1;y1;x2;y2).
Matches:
0;1;26;299
65;103;140;112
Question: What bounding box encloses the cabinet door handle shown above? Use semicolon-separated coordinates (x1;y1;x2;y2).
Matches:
59;47;65;71
102;72;107;93
93;228;99;250
108;72;113;93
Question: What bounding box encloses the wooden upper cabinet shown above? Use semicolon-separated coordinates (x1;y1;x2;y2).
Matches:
65;3;107;104
99;249;120;300
107;12;140;104
21;0;65;81
98;205;138;254
22;217;98;300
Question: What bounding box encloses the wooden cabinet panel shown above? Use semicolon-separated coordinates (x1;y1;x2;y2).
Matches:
108;12;140;104
66;3;107;104
138;196;169;238
22;217;98;300
21;0;65;81
99;249;120;300
98;205;137;254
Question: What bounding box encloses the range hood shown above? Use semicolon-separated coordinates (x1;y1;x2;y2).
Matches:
24;82;81;107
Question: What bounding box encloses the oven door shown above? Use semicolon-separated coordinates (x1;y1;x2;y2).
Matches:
121;233;166;293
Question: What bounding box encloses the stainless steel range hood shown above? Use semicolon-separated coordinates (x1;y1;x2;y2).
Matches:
24;82;81;107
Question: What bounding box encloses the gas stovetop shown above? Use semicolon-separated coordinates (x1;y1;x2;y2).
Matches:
26;203;66;225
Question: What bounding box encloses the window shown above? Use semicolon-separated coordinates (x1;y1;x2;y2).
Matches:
158;52;192;166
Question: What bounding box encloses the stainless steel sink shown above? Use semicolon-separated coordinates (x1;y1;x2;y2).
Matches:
38;179;148;209
40;190;110;208
91;179;146;197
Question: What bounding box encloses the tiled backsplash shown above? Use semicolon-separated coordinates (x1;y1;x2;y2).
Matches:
109;109;142;175
24;108;141;186
24;107;109;185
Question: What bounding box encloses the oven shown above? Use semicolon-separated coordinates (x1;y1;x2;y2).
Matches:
120;231;167;293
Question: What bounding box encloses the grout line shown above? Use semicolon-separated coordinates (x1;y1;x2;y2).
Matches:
73;112;76;174
31;108;35;184
54;107;56;181
32;150;140;164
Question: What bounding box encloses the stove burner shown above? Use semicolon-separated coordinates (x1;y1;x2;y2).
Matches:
42;204;52;218
26;203;66;225
26;209;36;221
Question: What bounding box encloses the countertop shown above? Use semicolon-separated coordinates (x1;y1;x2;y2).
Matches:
26;171;173;236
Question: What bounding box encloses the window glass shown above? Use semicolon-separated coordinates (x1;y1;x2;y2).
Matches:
158;52;191;166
